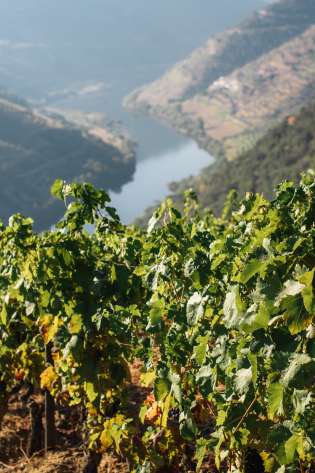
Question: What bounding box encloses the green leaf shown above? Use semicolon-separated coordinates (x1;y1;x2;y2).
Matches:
139;405;148;424
25;301;35;316
187;293;207;326
276;280;305;306
105;206;120;222
169;371;182;404
40;290;50;308
267;383;284;420
216;410;227;426
179;411;197;441
223;286;244;329
148;295;164;327
281;295;307;335
275;467;286;473
285;433;304;463
147;207;163;234
194;439;210;472
282;353;313;388
196;365;212;386
63;335;80;358
299;269;314;312
51;179;64;199
193;334;209;365
154;377;170;402
292;389;312;415
241;301;270;333
238;259;267;284
235;367;252;395
248;353;258;386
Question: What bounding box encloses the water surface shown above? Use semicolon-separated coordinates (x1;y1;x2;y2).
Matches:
110;137;214;223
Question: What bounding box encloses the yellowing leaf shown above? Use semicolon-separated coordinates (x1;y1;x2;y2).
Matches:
139;405;149;424
89;432;100;449
140;370;156;387
100;415;131;453
145;402;161;423
0;305;7;325
161;393;172;428
69;314;82;334
100;429;113;450
216;410;227;426
39;314;59;344
40;366;57;390
84;382;98;403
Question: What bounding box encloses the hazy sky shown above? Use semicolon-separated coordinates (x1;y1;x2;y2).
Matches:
0;1;265;97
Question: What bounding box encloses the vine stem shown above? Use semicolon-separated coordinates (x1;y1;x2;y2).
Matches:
233;392;258;434
45;343;56;452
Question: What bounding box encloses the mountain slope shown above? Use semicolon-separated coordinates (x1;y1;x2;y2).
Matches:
168;100;315;216
0;91;135;229
125;0;315;159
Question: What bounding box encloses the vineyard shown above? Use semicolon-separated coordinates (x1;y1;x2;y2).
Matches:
0;175;314;472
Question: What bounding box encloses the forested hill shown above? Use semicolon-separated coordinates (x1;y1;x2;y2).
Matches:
125;0;315;160
169;101;315;216
0;91;135;229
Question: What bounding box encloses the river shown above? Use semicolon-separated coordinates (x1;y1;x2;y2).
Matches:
109;130;213;223
53;88;215;223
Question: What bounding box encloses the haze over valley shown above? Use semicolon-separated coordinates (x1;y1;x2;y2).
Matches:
0;0;265;226
1;0;315;226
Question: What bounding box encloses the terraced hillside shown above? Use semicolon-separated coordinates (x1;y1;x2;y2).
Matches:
167;100;315;217
125;0;315;159
0;91;136;229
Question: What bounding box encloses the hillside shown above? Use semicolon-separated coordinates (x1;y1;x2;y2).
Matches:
125;0;315;159
167;100;315;217
0;91;136;229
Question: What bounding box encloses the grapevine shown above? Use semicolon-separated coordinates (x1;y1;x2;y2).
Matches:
0;174;314;472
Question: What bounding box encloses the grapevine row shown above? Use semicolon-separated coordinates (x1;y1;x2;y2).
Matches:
0;175;314;472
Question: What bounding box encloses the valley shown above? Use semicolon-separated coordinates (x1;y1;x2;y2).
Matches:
125;0;315;160
0;0;265;227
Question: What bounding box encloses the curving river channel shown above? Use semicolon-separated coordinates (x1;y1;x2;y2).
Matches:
109;130;214;223
56;91;215;224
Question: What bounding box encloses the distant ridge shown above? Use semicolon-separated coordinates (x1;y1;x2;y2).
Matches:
0;90;136;229
125;0;315;159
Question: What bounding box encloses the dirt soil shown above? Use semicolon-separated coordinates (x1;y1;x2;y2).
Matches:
0;393;129;473
0;362;220;473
